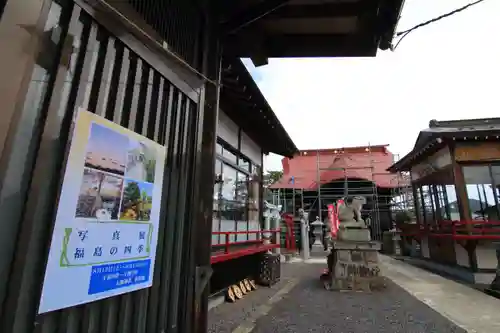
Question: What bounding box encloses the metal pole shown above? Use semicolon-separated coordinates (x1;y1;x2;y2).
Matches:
283;190;287;213
301;189;304;212
343;167;348;197
277;188;281;208
317;150;321;221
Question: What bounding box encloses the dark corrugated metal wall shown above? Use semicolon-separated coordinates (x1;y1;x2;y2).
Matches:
0;1;201;332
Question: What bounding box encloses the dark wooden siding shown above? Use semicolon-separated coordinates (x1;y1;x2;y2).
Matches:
126;0;201;69
0;1;202;332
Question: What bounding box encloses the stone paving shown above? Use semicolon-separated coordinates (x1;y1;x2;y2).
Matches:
208;254;500;333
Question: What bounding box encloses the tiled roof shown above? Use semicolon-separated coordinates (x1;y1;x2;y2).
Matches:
389;117;500;172
270;145;407;190
413;117;500;151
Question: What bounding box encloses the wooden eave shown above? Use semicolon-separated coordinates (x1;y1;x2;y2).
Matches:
388;131;500;173
218;0;405;60
220;58;298;157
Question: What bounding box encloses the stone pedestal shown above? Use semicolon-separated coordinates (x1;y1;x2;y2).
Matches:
382;231;394;254
337;227;371;242
381;229;401;255
323;240;384;292
486;245;500;296
392;230;402;256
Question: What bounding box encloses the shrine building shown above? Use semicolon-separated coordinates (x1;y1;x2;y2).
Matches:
388;117;500;286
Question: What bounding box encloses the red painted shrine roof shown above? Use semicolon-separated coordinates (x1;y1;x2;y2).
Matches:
270;145;407;190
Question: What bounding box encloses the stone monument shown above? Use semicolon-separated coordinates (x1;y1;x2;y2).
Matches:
322;196;384;292
336;196;371;241
263;201;282;254
299;209;310;260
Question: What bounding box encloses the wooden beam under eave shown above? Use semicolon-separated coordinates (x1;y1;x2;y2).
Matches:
220;0;291;34
356;0;383;55
263;0;373;19
251;56;268;67
224;33;370;58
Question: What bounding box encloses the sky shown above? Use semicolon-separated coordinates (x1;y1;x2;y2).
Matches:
242;0;500;172
87;123;128;163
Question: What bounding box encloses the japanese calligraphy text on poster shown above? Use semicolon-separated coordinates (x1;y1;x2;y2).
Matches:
38;109;166;314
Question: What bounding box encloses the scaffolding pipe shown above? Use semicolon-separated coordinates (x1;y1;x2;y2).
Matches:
301;190;304;213
273;145;414;242
277;188;281;210
316;150;322;220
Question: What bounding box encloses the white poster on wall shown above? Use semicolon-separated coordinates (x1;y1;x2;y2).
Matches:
38;109;166;314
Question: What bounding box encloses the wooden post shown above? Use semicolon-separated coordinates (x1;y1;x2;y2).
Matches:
450;150;471;225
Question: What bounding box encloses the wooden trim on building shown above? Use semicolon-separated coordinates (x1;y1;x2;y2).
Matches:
410;146;452;182
455;142;500;162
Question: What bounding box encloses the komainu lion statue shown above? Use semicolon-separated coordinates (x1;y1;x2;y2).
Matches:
337;196;367;228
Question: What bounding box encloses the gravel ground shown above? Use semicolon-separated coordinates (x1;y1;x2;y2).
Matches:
209;260;467;333
207;279;288;333
208;263;312;333
252;263;466;333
